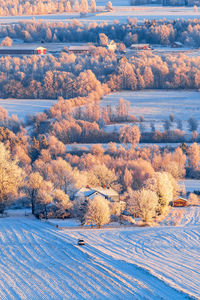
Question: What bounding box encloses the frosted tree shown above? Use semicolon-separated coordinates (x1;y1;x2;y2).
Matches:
105;1;113;11
73;0;80;11
65;1;72;12
87;164;117;187
90;0;96;12
99;33;108;46
80;0;88;13
0;143;23;213
1;36;13;46
132;189;158;222
85;196;110;228
187;142;200;170
145;172;174;215
54;189;72;211
26;172;44;215
119;125;140;148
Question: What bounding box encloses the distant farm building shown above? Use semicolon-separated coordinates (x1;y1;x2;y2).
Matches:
130;0;195;5
171;41;184;48
107;40;117;52
0;46;46;55
68;45;94;54
74;186;120;202
172;197;188;207
130;44;151;50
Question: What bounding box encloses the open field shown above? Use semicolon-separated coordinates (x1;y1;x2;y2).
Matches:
0;6;199;24
101;89;200;132
0;207;199;299
0;99;55;120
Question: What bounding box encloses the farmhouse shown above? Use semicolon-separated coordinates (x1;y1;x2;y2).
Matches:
74;186;119;202
172;197;188;207
0;46;46;55
130;44;151;50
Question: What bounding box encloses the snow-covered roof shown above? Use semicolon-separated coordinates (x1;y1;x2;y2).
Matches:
68;45;92;51
173;197;188;202
74;187;95;198
93;187;119;197
75;186;119;199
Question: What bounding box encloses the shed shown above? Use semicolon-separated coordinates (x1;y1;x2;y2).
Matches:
172;197;188;207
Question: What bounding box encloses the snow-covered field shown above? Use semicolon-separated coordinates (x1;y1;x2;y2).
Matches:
101;90;200;132
66;142;188;152
181;179;200;193
0;207;199;299
0;99;55;120
0;6;199;24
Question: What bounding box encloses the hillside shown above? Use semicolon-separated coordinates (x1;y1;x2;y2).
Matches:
0;209;199;299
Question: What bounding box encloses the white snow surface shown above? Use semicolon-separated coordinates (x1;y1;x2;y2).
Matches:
0;6;199;24
101;89;200;132
0;209;199;299
0;98;55;120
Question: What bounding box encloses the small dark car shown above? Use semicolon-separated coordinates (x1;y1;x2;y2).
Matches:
78;239;85;246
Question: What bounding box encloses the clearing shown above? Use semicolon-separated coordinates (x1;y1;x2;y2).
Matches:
101;89;200;132
0;99;55;120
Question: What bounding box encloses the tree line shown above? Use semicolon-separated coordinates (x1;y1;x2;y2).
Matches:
0;0;101;16
1;18;200;46
0;51;200;99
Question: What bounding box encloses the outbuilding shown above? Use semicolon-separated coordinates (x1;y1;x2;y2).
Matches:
68;45;93;54
172;197;188;207
0;46;46;55
130;43;151;50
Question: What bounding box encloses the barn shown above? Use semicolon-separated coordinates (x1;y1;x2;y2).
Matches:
130;44;151;50
68;45;93;54
172;197;188;207
0;46;46;55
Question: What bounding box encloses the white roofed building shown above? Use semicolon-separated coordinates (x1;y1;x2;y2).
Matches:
74;186;119;202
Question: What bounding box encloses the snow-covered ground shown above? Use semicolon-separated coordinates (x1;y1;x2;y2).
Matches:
0;6;199;24
66;142;188;152
0;99;55;120
181;179;200;193
163;206;200;226
0;207;199;299
101;89;200;132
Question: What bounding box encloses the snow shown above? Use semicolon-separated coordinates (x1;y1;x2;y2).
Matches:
0;98;56;120
0;208;199;299
0;6;199;24
181;179;200;193
163;206;200;226
66;142;191;152
101;89;200;132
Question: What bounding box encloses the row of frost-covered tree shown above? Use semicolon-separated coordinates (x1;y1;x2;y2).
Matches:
1;19;200;46
0;51;200;99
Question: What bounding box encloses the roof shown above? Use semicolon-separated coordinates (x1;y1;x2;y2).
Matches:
130;43;150;47
75;186;119;199
0;45;46;50
74;187;95;198
68;45;92;51
93;187;119;197
173;197;188;202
